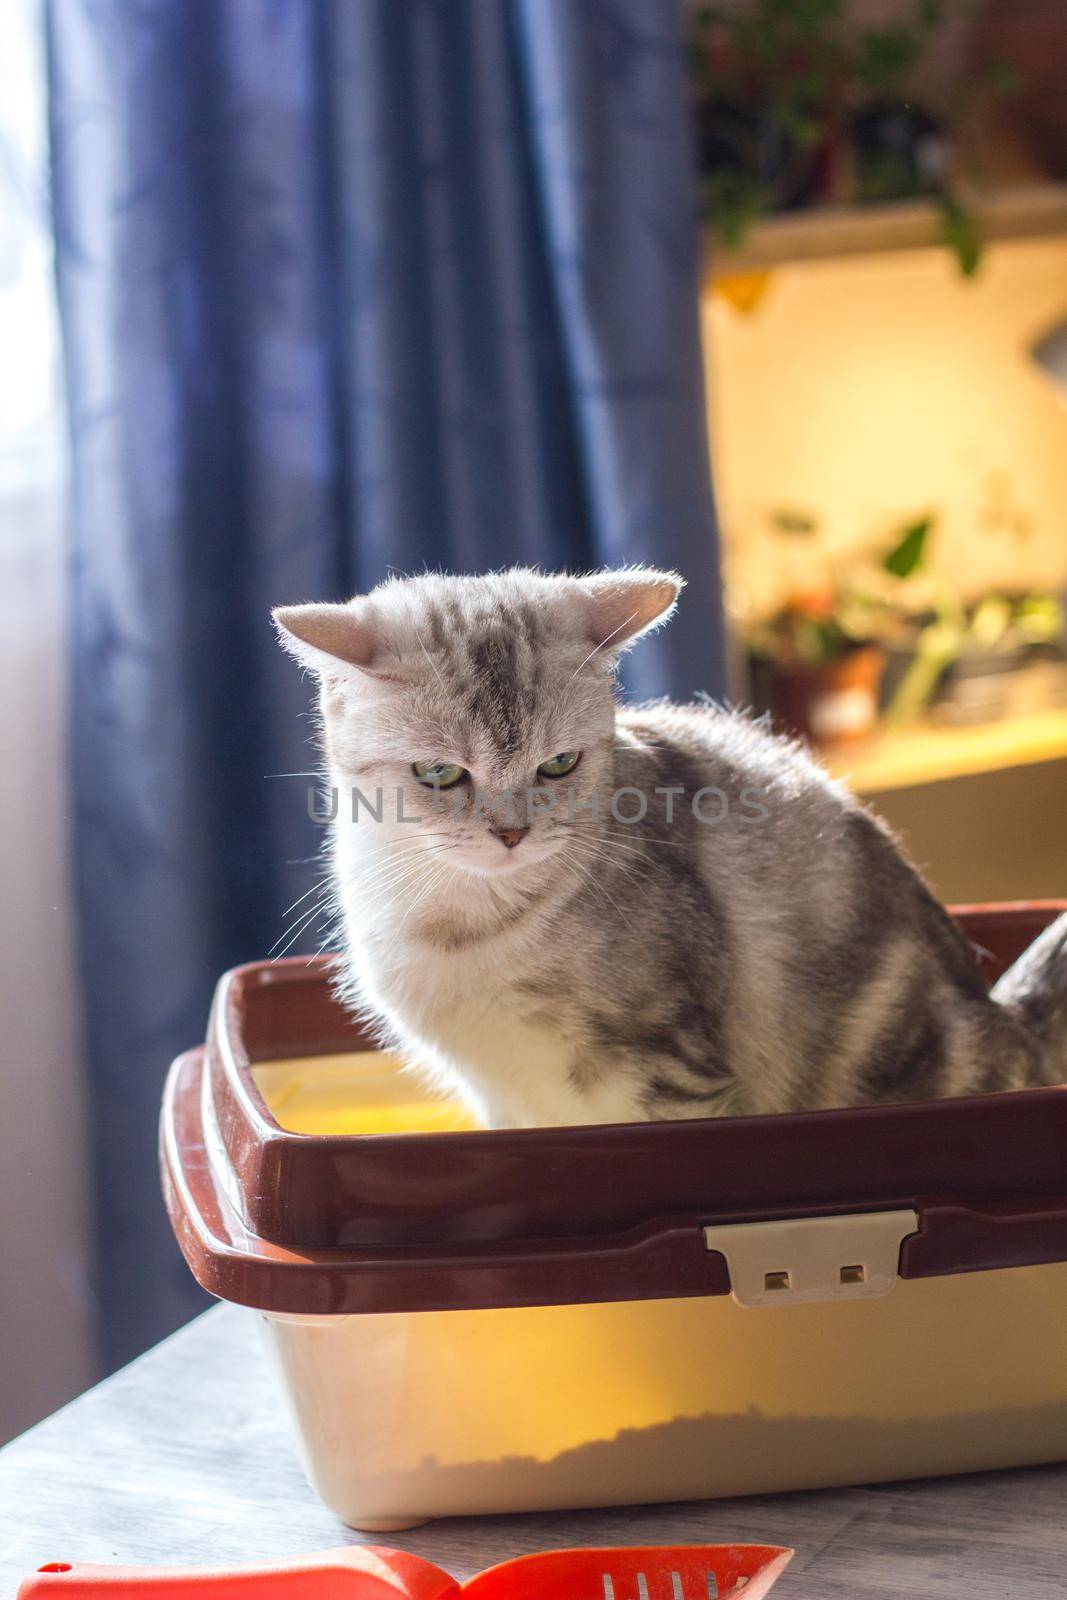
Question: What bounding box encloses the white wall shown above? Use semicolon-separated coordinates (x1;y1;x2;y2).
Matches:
0;0;99;1442
0;492;99;1443
704;236;1067;619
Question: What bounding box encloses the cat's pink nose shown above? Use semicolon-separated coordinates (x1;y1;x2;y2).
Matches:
493;826;530;850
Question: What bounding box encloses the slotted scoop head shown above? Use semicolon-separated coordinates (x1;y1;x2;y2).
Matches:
465;1545;793;1600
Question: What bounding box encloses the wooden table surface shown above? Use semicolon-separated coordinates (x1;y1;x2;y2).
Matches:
2;1304;1065;1598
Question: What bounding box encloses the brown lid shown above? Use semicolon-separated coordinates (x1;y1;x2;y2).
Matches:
161;902;1067;1316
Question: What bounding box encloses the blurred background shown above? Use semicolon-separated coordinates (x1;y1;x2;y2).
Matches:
2;0;1067;1443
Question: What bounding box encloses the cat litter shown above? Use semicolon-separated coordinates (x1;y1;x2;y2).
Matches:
161;901;1067;1530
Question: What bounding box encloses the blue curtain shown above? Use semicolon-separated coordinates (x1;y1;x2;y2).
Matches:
47;0;725;1370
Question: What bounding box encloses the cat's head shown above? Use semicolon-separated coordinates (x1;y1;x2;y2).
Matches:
273;568;681;878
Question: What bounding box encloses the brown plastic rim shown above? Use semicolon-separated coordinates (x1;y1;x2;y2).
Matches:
161;902;1067;1316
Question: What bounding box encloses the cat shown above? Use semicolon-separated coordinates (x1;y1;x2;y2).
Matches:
274;566;1067;1129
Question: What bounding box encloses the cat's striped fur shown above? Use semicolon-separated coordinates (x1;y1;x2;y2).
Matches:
275;567;1067;1128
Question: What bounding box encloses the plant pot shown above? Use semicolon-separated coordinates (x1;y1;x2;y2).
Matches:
768;645;887;747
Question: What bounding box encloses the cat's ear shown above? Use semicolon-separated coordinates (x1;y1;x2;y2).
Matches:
575;568;684;656
272;601;383;680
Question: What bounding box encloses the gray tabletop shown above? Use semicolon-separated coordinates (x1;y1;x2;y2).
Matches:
2;1305;1065;1598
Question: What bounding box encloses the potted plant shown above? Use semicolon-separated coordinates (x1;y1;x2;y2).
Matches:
884;591;1066;727
690;0;1015;276
749;590;889;745
747;513;934;745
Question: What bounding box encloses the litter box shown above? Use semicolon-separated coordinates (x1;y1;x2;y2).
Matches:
161;901;1067;1531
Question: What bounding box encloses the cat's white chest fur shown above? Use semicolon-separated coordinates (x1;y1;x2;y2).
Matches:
344;885;639;1128
365;941;637;1128
406;980;611;1128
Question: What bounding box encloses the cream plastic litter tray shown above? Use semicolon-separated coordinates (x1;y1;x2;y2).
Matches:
161;901;1067;1530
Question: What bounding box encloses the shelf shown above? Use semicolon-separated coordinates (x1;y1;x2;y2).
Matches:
706;183;1067;282
822;708;1067;795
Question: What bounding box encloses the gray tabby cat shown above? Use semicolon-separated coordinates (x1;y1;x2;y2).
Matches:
274;567;1067;1128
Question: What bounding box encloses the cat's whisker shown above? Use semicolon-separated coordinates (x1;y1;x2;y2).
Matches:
598;827;689;848
352;860;437;911
309;926;343;964
270;899;335;961
346;844;454;895
611;745;658;756
584;841;664;896
568;610;639;681
565;854;629;928
343;845;430;890
325;842;453;920
395;851;464;935
281;875;333;920
340;838;445;892
573;828;661;862
350;840;468;909
341;831;460;882
564;831;664;887
413;625;448;692
566;843;659;895
269;882;336;951
573;852;660;902
559;840;636;930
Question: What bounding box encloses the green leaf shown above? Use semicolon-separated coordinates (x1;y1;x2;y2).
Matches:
705;170;770;249
856;25;921;93
883;517;933;578
939;195;983;277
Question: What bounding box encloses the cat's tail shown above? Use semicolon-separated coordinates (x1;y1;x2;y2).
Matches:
990;911;1067;1084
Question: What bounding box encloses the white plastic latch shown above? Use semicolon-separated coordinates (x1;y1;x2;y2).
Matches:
703;1209;919;1308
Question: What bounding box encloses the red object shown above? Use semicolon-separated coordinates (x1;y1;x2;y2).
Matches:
18;1544;794;1600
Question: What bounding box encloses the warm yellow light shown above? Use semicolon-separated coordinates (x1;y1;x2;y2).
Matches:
703;238;1067;619
252;1052;478;1136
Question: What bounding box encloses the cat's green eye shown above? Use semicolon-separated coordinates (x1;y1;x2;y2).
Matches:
537;750;582;779
412;759;467;789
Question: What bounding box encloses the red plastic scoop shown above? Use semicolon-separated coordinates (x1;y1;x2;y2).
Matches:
19;1543;793;1600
